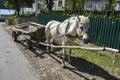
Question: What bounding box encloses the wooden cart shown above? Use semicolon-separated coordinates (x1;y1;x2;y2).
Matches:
11;22;45;49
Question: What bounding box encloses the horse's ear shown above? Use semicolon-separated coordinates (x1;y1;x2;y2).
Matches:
87;16;89;18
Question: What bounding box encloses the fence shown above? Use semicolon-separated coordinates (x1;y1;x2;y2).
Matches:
37;13;120;50
37;13;70;25
89;17;120;50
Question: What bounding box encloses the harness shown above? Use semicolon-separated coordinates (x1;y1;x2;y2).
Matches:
46;16;86;41
46;22;61;38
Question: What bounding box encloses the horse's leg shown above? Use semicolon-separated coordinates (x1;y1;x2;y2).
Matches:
46;33;50;53
68;49;72;63
62;36;66;67
62;41;66;67
50;39;54;52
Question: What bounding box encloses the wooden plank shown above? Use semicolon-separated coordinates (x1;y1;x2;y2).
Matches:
11;22;45;33
12;27;30;34
30;22;45;27
15;22;30;28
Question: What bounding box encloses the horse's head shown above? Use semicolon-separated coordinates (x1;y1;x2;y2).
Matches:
59;15;89;42
76;16;89;42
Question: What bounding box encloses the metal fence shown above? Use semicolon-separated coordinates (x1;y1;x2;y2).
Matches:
37;13;70;25
37;13;120;50
89;17;120;50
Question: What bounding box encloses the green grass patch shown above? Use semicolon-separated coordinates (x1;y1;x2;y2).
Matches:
73;49;120;76
10;13;34;19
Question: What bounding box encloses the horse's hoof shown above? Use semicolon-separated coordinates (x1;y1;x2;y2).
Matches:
62;64;66;69
69;61;72;64
62;65;66;69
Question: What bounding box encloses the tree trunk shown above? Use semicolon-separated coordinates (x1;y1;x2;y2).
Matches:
46;0;53;12
14;0;20;16
72;0;76;12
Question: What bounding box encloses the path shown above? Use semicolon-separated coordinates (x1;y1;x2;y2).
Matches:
0;22;39;80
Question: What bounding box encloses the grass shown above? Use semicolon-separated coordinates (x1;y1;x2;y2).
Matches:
56;40;120;77
52;33;120;77
72;49;120;77
10;13;34;19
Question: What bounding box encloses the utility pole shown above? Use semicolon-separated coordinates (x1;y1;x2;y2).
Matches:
62;0;66;8
35;0;38;16
73;0;76;13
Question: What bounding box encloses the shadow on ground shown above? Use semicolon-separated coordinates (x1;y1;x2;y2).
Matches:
48;51;119;80
17;41;46;58
18;42;119;80
68;56;119;80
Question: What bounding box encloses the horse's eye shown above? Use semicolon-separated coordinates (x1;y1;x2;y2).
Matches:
73;18;75;20
80;27;83;31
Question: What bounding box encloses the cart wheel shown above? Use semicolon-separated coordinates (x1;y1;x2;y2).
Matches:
26;38;32;49
12;31;17;42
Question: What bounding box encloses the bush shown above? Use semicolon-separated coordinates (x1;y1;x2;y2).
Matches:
10;13;35;19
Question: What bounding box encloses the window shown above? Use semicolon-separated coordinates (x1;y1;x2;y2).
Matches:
58;1;62;6
86;1;92;8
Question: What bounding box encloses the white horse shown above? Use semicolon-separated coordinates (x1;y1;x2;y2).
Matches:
45;16;89;67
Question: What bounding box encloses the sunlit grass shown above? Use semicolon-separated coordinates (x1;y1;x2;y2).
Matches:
55;40;120;77
73;49;120;76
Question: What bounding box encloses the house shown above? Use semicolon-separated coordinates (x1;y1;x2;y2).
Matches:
0;0;15;20
115;0;120;11
84;0;106;11
52;0;66;11
84;0;120;12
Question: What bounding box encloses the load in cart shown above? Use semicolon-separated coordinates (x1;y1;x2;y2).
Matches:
11;22;45;49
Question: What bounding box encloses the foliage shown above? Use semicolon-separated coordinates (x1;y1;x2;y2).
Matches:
63;0;120;19
64;0;72;10
76;0;85;14
64;0;85;14
38;0;48;13
9;13;34;19
37;0;119;18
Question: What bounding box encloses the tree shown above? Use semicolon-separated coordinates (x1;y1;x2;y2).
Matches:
3;0;34;16
76;0;85;14
45;0;53;11
105;0;116;16
65;0;85;14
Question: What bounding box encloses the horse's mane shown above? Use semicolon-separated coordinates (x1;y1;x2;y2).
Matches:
79;16;89;26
